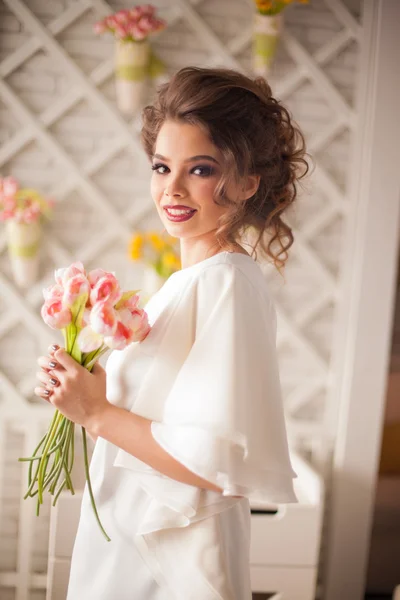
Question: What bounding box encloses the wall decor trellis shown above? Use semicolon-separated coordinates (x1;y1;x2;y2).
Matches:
0;0;362;597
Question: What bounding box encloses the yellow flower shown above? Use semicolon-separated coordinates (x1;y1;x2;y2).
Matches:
147;231;166;252
129;233;143;261
162;251;181;271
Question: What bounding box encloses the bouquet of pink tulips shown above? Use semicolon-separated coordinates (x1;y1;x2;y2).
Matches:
19;261;151;541
94;5;166;41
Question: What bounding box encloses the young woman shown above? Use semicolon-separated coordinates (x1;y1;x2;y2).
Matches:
36;66;308;599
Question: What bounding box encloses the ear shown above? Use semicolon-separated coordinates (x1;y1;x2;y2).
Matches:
240;174;260;201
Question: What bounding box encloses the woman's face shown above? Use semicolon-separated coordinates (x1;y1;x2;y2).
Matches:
150;120;230;245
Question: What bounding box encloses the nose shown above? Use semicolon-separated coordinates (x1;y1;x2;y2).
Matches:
164;173;186;198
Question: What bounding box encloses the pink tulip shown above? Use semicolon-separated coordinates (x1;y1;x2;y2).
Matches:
87;268;108;288
41;299;72;329
116;292;140;311
115;10;130;24
43;283;64;302
130;309;151;341
54;261;85;287
140;5;156;17
90;301;118;337
0;176;18;198
106;15;118;28
63;274;91;307
0;210;15;221
103;306;150;350
3;197;17;210
129;7;142;20
24;209;39;223
90;273;122;306
94;21;107;34
76;325;104;352
138;16;153;33
115;24;129;39
129;24;147;40
103;320;131;350
87;268;110;288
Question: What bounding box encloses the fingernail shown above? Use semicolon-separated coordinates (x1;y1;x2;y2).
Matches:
49;361;57;368
51;344;59;351
43;389;51;396
49;378;58;386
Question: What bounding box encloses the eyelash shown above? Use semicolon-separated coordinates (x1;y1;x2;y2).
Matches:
151;163;215;177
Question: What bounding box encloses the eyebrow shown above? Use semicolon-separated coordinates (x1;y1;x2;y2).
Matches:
153;153;220;165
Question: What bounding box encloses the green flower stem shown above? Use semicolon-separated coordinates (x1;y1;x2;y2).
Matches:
21;326;110;540
49;448;66;495
83;346;108;370
37;411;64;504
65;422;75;488
52;480;67;506
25;411;59;483
60;421;75;495
20;416;61;499
43;417;71;494
22;455;43;499
81;426;111;542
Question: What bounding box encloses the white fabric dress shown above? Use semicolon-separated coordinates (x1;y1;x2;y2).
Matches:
66;251;298;600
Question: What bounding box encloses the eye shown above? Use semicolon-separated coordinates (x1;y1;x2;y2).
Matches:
191;165;215;177
151;163;169;174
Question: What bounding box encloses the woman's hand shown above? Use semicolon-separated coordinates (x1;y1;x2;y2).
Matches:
35;344;109;432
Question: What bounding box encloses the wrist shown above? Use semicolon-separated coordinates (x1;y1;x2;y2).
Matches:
87;402;116;438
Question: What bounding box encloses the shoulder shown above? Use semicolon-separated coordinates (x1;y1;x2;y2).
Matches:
189;262;276;328
163;256;276;329
191;261;271;308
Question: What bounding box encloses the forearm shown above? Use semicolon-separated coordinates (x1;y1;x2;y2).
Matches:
86;429;98;444
90;404;224;494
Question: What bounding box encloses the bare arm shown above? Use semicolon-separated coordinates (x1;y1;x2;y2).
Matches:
86;430;98;444
89;404;224;494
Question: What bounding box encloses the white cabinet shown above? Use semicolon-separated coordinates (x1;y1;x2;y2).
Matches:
249;453;324;599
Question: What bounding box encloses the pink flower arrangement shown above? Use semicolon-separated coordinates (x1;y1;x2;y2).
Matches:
20;261;151;541
42;261;151;355
94;5;166;41
0;176;54;224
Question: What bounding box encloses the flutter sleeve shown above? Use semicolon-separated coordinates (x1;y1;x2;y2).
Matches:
150;262;298;504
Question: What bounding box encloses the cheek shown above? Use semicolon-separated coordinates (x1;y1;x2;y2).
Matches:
194;177;218;199
150;176;162;201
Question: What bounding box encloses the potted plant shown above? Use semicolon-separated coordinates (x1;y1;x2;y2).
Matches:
252;0;308;77
94;5;166;115
0;176;53;288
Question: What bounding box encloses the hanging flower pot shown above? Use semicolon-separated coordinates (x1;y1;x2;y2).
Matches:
6;219;42;288
148;50;168;86
253;12;283;77
94;5;166;116
114;39;151;115
252;1;309;78
0;176;53;288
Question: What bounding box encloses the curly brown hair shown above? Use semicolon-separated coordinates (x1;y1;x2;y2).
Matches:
141;66;309;272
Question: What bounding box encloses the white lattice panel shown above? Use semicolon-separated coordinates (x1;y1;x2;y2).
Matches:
0;0;362;597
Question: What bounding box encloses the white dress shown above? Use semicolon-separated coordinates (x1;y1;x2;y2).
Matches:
66;251;298;600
